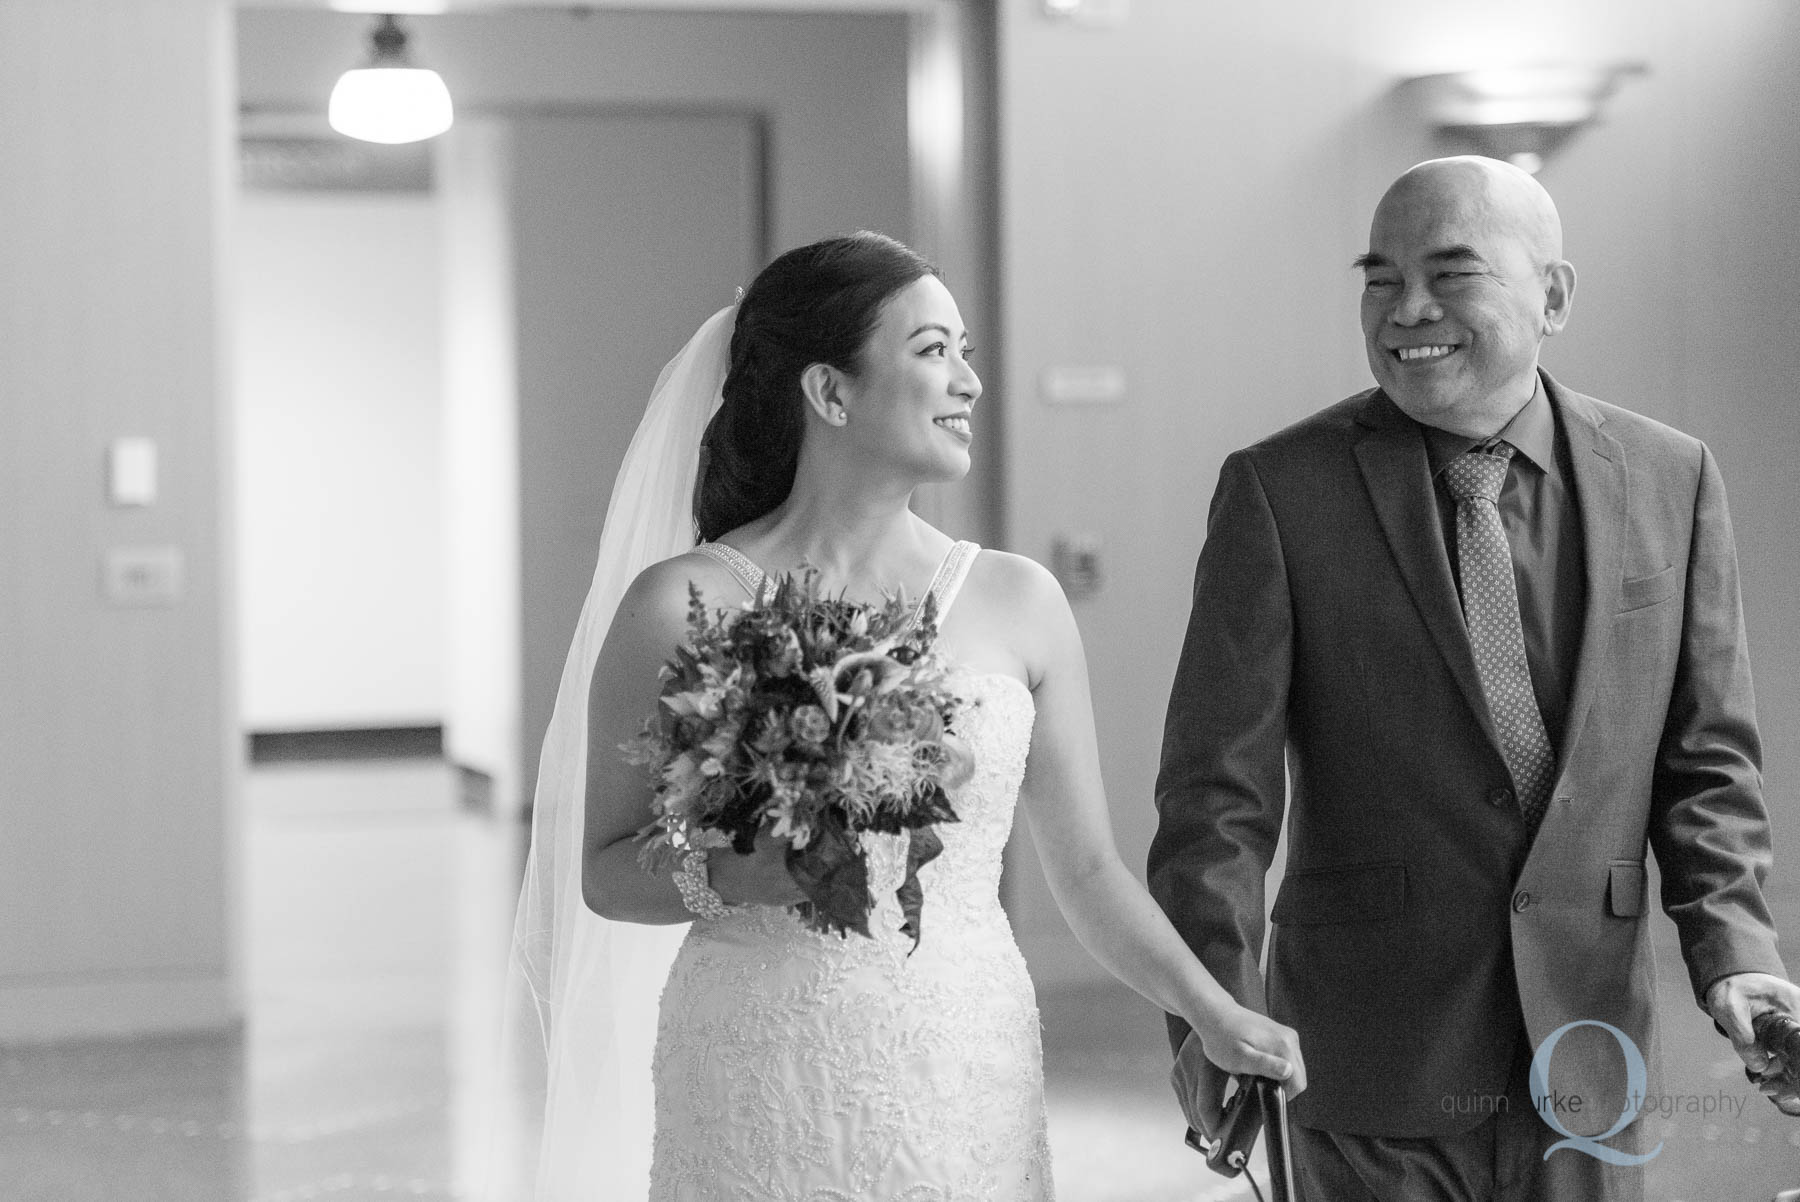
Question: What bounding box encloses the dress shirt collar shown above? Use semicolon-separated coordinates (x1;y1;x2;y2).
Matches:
1421;373;1557;478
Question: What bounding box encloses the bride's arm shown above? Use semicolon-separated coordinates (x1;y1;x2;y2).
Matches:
1004;556;1306;1092
581;558;805;923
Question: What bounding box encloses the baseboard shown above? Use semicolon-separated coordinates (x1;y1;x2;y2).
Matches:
248;724;444;764
0;974;240;1044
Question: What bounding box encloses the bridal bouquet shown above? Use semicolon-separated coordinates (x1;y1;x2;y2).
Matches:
629;568;973;947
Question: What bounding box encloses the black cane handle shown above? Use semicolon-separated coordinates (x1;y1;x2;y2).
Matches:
1755;1012;1800;1062
1184;1075;1302;1200
1748;1012;1800;1088
1746;1011;1800;1124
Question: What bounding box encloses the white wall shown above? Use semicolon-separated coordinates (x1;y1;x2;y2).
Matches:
233;190;446;730
997;0;1800;986
0;0;237;1039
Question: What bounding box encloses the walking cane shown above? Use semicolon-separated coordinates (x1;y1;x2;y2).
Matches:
1256;1076;1299;1202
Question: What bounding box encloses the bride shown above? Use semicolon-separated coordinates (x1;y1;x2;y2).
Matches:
506;231;1304;1200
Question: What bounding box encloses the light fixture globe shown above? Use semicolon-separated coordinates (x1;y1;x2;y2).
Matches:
328;15;453;145
329;67;452;144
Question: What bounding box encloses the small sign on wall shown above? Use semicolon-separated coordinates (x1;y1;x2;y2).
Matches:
1040;364;1128;406
1040;0;1131;28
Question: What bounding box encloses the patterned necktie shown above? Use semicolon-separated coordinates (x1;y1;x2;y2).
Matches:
1443;442;1555;832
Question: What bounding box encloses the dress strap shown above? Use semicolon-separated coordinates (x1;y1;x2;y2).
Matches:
916;541;980;629
693;542;770;604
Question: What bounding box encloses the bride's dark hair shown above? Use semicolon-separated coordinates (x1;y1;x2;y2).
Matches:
695;231;937;543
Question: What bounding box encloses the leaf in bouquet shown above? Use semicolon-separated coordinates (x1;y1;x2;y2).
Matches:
895;824;945;953
910;783;960;827
784;809;873;939
663;643;705;693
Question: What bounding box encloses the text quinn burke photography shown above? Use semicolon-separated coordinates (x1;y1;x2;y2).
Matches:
1436;1018;1765;1166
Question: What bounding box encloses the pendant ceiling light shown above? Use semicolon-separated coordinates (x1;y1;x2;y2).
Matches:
328;14;454;145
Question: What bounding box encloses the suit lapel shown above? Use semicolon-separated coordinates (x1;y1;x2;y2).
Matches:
1352;391;1503;755
1547;376;1626;778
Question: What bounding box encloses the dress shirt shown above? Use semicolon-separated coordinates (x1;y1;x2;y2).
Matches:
1420;374;1587;754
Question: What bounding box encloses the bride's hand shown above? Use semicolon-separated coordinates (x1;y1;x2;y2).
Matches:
1195;1004;1308;1098
703;833;809;908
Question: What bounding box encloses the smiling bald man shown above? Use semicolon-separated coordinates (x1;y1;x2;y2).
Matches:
1149;157;1798;1201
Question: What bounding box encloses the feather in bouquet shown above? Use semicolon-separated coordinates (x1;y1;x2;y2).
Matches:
627;567;974;948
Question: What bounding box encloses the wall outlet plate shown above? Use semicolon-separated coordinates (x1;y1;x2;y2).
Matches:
103;545;184;606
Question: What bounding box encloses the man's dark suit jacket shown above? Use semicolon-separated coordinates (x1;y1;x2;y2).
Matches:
1148;373;1787;1138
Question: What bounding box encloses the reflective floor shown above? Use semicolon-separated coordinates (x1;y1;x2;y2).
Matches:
3;758;1797;1201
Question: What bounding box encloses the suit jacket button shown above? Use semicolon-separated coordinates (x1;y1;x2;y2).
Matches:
1489;786;1514;808
1512;890;1532;913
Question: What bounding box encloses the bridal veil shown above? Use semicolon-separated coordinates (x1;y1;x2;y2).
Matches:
497;305;736;1200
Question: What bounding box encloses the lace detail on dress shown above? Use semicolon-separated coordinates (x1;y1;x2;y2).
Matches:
648;670;1050;1201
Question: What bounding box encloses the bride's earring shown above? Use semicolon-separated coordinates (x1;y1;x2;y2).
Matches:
802;364;851;427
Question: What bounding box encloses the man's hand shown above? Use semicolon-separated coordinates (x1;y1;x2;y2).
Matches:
1706;971;1800;1116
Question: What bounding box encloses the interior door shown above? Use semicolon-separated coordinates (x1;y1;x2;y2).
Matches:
512;112;763;803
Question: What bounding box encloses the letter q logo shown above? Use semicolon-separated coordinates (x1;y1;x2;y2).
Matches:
1529;1020;1664;1165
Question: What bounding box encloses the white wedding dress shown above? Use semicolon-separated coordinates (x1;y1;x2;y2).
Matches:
647;540;1053;1201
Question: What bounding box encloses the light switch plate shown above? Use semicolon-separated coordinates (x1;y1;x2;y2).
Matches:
109;437;157;507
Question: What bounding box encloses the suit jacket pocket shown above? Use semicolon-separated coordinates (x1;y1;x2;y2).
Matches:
1618;565;1679;613
1608;862;1647;917
1271;861;1405;926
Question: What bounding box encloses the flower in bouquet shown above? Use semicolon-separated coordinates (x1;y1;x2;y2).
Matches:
627;567;974;948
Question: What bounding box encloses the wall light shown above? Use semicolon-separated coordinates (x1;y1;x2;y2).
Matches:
1401;62;1646;174
328;14;454;145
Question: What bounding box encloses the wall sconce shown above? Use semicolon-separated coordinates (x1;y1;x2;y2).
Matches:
1401;62;1646;174
328;14;454;145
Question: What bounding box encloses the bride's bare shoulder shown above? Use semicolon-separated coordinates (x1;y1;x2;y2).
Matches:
965;548;1067;614
617;549;753;626
947;549;1076;687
